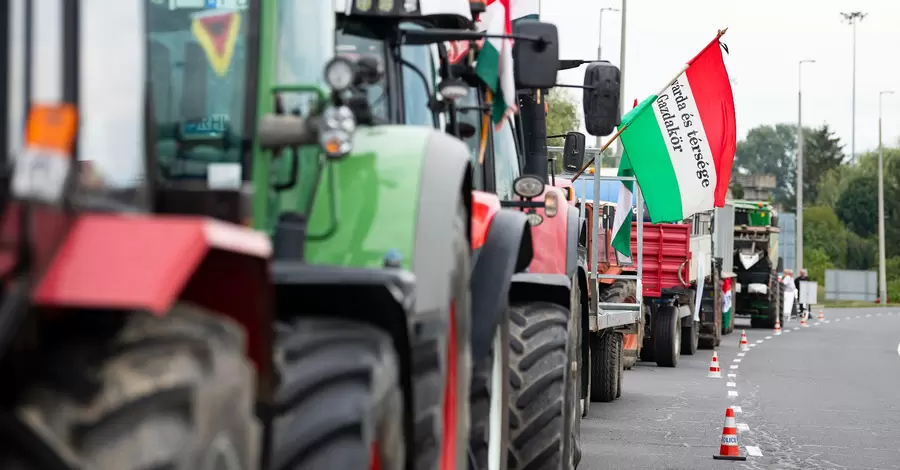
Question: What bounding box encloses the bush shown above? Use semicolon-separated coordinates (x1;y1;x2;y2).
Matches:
844;232;877;270
803;205;847;267
804;247;834;284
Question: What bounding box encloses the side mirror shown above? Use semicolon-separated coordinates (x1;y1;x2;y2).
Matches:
562;132;586;172
582;61;621;136
512;20;559;89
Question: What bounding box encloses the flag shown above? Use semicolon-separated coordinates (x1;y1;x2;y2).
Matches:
618;32;736;223
191;11;241;76
475;0;517;124
722;277;733;317
611;99;639;258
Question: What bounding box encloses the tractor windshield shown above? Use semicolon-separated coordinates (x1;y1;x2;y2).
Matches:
146;1;252;186
276;0;333;116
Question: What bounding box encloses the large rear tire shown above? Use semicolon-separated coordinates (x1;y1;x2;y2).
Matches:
681;317;699;356
271;318;404;470
468;309;510;470
507;302;575;470
589;332;620;403
654;305;681;368
4;305;260;470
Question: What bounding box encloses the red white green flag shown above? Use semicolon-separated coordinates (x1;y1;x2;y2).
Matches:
475;0;516;124
618;31;736;223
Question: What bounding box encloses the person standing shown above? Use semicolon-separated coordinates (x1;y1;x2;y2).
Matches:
782;269;797;322
794;269;809;318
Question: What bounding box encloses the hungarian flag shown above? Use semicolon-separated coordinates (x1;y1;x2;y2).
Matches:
191;10;241;77
722;277;733;318
611;99;639;258
618;31;736;223
475;0;517;124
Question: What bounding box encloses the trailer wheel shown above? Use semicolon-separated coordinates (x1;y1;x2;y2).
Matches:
468;309;510;470
589;332;621;403
413;197;472;470
6;305;259;470
507;302;575;470
654;305;681;367
600;279;638;370
271;318;404;470
615;349;623;399
681;317;698;355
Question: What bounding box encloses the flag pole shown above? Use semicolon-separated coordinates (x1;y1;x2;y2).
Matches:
570;27;729;182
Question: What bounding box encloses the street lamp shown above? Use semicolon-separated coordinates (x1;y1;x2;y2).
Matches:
878;90;894;303
613;0;628;163
595;6;620;148
796;59;815;275
841;11;867;164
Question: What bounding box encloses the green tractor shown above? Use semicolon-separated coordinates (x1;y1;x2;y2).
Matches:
732;200;783;329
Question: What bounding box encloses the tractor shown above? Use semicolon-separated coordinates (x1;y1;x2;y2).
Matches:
732;200;783;328
0;1;269;468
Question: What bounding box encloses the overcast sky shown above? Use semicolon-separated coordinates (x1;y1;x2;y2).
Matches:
543;0;900;158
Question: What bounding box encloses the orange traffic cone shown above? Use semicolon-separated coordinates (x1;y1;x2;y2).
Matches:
800;312;808;327
739;330;749;351
774;317;782;335
817;309;824;320
712;407;747;461
708;351;722;378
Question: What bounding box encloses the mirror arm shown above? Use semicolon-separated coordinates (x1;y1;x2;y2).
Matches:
554;83;595;90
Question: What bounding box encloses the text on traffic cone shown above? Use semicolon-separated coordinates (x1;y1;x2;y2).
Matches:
712;406;747;461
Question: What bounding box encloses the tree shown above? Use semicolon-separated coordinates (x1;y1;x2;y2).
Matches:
835;174;877;237
844;232;877;270
734;124;802;208
546;88;580;148
803;247;834;284
802;205;847;267
801;124;846;204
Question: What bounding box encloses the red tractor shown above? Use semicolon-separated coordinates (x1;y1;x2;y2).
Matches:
0;2;269;467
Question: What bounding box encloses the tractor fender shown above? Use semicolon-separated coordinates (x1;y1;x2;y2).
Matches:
470;207;533;363
31;214;273;373
565;205;580;280
510;272;572;308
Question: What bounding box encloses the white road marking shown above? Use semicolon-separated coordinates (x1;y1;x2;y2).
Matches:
835;318;841;322
857;316;861;318
866;314;872;318
736;422;750;432
733;359;742;363
825;320;831;323
727;381;736;387
756;340;764;343
728;373;737;378
745;445;763;457
877;313;882;316
737;352;746;357
730;365;739;369
728;390;739;397
749;343;757;347
846;316;851;320
765;335;773;339
784;329;791;333
732;406;742;413
793;327;801;331
814;322;820;326
896;341;900;357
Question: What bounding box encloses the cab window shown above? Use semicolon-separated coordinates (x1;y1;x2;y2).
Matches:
399;23;435;127
493;120;519;201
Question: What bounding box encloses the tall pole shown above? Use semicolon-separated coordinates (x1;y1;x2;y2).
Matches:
595;6;619;148
878;90;893;303
842;12;866;164
796;59;815;274
614;0;627;166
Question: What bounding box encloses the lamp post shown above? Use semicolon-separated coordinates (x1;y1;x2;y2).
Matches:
841;11;866;164
613;0;627;164
595;6;620;148
878;90;894;303
796;59;815;274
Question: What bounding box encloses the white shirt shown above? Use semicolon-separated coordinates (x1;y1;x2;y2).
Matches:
782;275;797;292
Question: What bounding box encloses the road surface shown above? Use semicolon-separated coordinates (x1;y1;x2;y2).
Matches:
580;308;900;470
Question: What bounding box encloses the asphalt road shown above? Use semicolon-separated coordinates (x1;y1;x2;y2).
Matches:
580;308;900;470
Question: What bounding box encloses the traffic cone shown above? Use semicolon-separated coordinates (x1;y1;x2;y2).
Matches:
712;407;747;461
774;317;782;335
818;309;824;320
708;351;722;378
739;330;749;351
800;312;808;327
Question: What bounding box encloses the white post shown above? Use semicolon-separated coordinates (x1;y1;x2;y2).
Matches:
841;12;866;164
613;0;627;166
796;59;814;274
595;6;620;149
878;90;893;303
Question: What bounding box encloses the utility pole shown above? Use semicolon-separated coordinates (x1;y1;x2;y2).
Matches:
796;59;814;274
595;6;619;148
878;90;893;303
841;11;866;164
613;0;627;166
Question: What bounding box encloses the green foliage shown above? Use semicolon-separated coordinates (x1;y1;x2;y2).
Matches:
802;205;847;267
546;88;580;148
803;247;834;284
844;232;877;270
835;175;877;237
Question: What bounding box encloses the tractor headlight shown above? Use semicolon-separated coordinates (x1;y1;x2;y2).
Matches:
513;175;543;199
324;57;356;92
320;105;356;158
545;190;558;217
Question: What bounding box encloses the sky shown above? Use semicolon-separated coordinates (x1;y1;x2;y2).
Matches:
542;0;900;159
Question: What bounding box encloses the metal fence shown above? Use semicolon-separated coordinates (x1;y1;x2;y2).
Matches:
824;269;877;301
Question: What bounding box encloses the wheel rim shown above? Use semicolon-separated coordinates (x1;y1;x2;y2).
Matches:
487;331;503;470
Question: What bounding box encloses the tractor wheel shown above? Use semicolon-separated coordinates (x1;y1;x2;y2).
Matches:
468;309;510;470
412;197;472;470
270;318;404;470
654;304;681;368
507;302;577;470
3;305;260;470
589;331;621;403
